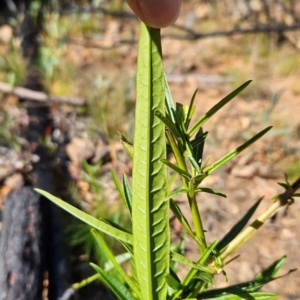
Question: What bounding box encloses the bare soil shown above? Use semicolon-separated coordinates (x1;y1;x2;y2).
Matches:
0;1;299;299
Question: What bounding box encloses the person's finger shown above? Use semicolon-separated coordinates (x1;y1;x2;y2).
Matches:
126;0;180;28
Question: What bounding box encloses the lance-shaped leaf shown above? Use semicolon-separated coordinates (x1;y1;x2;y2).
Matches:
194;187;226;198
91;229;141;298
91;263;137;300
120;133;134;158
203;127;272;175
170;199;194;237
132;23;169;300
165;73;176;123
35;189;133;244
189;80;252;137
170;251;214;274
197;292;278;299
197;256;291;299
123;174;132;216
184;89;198;129
161;158;192;180
217;198;262;252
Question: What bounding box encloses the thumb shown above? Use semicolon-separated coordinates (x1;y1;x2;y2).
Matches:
126;0;181;28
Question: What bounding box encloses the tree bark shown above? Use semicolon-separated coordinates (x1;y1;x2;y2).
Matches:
0;187;45;300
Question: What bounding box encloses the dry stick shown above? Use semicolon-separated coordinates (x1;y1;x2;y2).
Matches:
170;24;300;40
221;176;300;260
0;81;85;106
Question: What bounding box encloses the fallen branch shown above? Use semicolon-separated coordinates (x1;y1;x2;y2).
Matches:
0;81;86;106
170;24;300;40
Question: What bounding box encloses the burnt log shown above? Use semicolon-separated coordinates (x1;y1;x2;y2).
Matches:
0;187;45;300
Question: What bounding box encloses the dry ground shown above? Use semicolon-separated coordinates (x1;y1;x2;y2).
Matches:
0;1;300;299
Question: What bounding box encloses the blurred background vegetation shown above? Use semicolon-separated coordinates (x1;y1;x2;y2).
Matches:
0;0;299;298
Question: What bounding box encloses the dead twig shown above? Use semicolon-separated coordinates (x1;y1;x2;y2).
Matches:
0;81;85;106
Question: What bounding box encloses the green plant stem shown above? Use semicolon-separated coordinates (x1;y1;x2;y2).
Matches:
188;184;207;253
72;274;99;290
221;176;300;260
166;130;189;189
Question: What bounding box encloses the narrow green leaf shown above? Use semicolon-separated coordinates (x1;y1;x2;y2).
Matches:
161;158;192;180
217;198;263;252
185;153;200;173
132;23;169;300
189;80;252;136
185;89;198;129
170;199;194;237
166;188;188;200
193;173;208;186
123;174;132;216
191;129;207;168
96;217;132;235
155;110;184;145
255;256;286;281
203;127;272;174
191;272;214;286
277;182;289;189
197;292;278;300
197;257;291;299
72;252;132;290
164;73;176;123
170;251;214;273
166;131;189;184
166;273;182;290
120;133;134;158
35;189;133;244
111;168;126;203
90;263;137;300
195;187;226;198
91;230;141;298
120;241;134;257
198;240;219;265
104;252;132;270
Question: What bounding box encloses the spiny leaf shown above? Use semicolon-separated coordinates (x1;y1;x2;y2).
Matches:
131;23;169;300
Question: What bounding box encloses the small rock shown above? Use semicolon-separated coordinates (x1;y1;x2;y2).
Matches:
257;164;282;179
66;137;95;164
0;165;15;181
231;164;257;178
0;25;13;44
4;173;24;190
